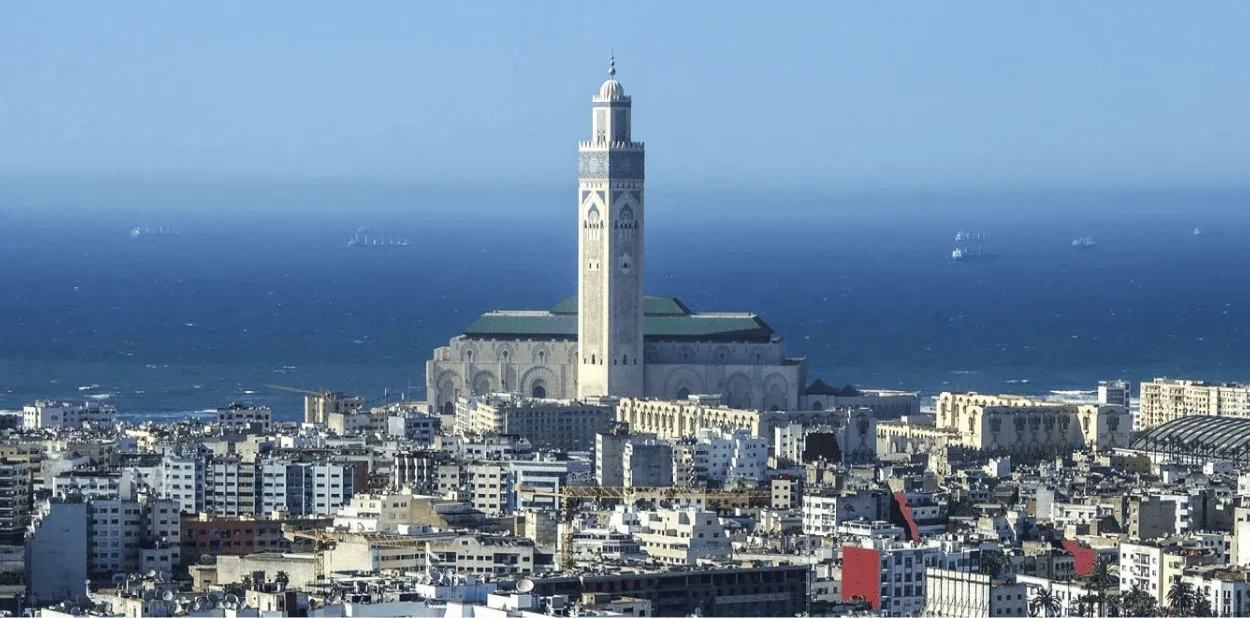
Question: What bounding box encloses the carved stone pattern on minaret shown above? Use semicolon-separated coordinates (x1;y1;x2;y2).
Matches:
616;287;639;344
578;152;608;178
608;151;644;180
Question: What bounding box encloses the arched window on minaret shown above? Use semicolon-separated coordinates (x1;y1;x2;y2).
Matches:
585;205;602;240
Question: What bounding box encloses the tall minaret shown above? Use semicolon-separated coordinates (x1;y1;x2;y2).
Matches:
577;56;645;399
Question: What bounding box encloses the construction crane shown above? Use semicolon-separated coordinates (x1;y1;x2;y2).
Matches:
266;384;322;396
516;485;773;570
284;529;438;583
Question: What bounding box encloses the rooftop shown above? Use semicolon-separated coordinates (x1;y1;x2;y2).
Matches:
461;296;776;343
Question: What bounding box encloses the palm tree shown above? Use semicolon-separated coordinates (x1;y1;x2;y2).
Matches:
980;550;1007;579
1074;594;1100;617
1121;585;1157;617
1193;595;1215;617
275;571;290;587
1167;580;1197;616
1030;588;1063;618
1086;558;1118;617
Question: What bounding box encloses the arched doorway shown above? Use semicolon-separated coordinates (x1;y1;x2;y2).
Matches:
531;379;547;399
677;387;691;400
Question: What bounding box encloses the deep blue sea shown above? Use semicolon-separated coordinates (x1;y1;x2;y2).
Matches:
2;178;1249;421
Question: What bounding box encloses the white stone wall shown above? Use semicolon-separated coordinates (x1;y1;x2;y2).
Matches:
428;337;804;413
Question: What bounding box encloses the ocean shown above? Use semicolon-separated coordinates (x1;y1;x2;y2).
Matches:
2;177;1249;421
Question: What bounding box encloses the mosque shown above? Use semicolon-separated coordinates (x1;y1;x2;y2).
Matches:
424;59;807;415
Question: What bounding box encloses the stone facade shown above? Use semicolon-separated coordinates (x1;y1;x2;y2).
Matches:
1138;377;1250;430
936;392;1132;453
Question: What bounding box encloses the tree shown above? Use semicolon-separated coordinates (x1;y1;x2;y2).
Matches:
1073;594;1099;617
1030;589;1063;618
275;571;290;586
1193;595;1215;617
980;550;1007;579
1167;580;1197;616
1085;558;1118;617
1121;586;1157;618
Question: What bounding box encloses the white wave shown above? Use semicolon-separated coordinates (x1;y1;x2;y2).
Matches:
1005;379;1031;384
1050;390;1095;395
243;390;256;395
78;384;99;391
88;393;114;400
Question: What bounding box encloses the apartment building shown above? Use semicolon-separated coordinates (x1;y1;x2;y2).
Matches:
22;400;117;429
216;403;272;433
456;394;613;451
924;568;1027;618
1139;378;1250;430
633;509;731;565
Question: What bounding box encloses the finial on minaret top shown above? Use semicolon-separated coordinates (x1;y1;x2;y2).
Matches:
609;52;616;77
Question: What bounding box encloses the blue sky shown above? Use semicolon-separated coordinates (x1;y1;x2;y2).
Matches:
1;2;1248;191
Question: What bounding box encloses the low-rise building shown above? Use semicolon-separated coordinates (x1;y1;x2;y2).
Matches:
22;400;116;430
216;402;272;433
924;568;1028;618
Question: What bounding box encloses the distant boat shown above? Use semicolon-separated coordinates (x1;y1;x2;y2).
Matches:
951;246;996;261
1071;236;1096;249
130;226;179;239
955;230;989;243
347;233;409;248
1193;227;1203;236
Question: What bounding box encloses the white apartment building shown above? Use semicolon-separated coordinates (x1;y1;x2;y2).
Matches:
22;400;117;429
161;455;202;513
802;491;890;537
1139;378;1250;430
216;403;272;433
672;428;768;487
430;535;536;576
87;497;180;578
633;509;731;565
508;460;569;511
1016;575;1098;618
204;457;258;516
924;568;1027;618
259;460;355;515
1183;568;1250;617
440;434;533;461
1120;541;1189;607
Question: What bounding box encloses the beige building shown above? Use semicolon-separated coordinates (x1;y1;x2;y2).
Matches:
455;394;614;451
304;391;365;425
334;492;456;532
634;509;731;565
216;553;318;589
618;396;884;442
437;462;507;516
1139;378;1250;430
430;535;535;576
935;392;1131;453
876;417;959;458
923;568;1027;618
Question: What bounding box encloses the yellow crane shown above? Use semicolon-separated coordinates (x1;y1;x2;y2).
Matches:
517;485;773;570
266;384;322;396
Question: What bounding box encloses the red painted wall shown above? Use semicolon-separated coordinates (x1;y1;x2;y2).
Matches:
892;492;920;541
841;546;882;609
1061;539;1096;576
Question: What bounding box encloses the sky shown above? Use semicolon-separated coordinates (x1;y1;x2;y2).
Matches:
1;2;1249;192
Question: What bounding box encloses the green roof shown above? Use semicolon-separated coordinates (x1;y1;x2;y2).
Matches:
549;295;692;316
461;296;774;342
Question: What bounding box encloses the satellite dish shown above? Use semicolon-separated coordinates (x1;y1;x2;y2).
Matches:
74;595;91;609
223;601;236;610
328;595;342;604
443;568;457;584
224;594;239;606
69;609;81;616
162;590;175;602
142;590;156;602
516;578;535;593
430;571;444;584
191;597;207;612
146;569;158;579
208;591;224;603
